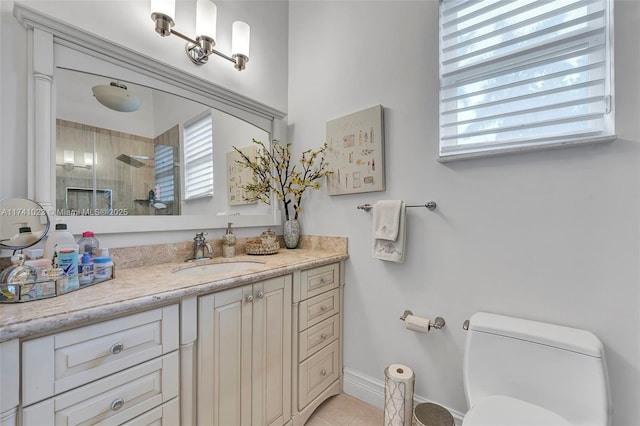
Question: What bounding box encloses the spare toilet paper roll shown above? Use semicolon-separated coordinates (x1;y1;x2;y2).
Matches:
384;364;415;426
405;314;431;334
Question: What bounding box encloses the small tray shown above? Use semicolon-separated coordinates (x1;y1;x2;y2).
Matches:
0;265;115;303
245;240;280;255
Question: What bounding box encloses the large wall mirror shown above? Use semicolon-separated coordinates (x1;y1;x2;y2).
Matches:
16;3;285;234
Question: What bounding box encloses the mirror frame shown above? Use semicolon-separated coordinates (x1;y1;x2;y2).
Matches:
15;3;285;234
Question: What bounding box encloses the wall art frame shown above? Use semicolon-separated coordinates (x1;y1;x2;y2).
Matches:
326;105;385;195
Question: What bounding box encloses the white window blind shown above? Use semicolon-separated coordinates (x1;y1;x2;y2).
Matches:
154;144;175;202
183;113;214;199
439;0;615;161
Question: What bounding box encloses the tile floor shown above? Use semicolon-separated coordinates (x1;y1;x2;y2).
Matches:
306;393;383;426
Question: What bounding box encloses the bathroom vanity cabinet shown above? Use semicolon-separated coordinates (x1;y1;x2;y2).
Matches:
20;305;180;425
0;252;346;426
292;263;343;426
197;275;292;426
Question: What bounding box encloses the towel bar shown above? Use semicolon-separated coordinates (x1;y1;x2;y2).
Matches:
357;201;437;212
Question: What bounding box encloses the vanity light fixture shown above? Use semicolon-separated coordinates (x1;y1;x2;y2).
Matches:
150;0;250;70
84;152;96;170
91;82;142;112
57;151;96;171
63;150;75;171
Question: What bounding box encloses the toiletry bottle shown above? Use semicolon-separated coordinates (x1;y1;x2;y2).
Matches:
222;222;236;258
79;252;94;285
57;245;79;291
77;231;100;257
94;256;114;280
11;226;38;247
43;223;76;261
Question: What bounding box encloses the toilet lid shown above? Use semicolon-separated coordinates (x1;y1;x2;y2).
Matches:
462;395;571;426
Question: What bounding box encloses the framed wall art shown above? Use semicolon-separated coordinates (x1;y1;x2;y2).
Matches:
226;145;258;206
326;105;385;195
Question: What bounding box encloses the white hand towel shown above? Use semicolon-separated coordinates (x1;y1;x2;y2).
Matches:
372;200;403;240
373;201;406;263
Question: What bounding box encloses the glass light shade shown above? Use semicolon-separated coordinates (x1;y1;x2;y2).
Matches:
196;0;217;40
150;0;175;19
63;150;74;165
92;83;143;113
84;152;95;167
232;21;250;57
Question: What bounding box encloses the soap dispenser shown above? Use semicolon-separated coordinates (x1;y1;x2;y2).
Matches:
222;222;236;258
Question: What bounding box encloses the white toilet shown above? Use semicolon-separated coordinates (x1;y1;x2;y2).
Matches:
462;312;611;426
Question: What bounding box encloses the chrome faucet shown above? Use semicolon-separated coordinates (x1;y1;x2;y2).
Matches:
192;232;213;260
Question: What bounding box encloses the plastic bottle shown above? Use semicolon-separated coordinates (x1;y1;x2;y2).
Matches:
94;256;113;280
43;223;76;261
222;222;236;258
78;252;94;285
57;245;79;291
11;226;39;247
77;231;100;257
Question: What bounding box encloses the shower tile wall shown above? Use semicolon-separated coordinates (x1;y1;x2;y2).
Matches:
56;120;157;215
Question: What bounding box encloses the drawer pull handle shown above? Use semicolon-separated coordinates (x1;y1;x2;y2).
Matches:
256;291;264;299
111;398;125;411
319;277;327;284
110;342;124;354
320;369;327;376
245;294;253;303
320;305;328;312
320;333;328;340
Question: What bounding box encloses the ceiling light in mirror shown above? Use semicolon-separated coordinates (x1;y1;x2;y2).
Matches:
92;82;142;112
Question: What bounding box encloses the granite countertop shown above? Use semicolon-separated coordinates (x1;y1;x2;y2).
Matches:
0;236;348;343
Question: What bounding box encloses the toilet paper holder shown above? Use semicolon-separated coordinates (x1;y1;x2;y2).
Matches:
400;310;446;330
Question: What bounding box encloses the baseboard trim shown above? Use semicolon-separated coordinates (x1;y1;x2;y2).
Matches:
343;367;465;425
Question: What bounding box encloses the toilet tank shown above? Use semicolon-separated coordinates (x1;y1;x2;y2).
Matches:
464;312;611;426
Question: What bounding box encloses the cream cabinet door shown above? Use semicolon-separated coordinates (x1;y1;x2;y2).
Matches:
198;285;251;426
197;276;291;426
251;276;292;426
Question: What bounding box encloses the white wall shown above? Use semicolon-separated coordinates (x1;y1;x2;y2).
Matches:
288;1;639;424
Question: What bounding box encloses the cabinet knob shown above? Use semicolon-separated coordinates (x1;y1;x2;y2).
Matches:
320;305;328;312
319;277;327;284
110;342;124;354
320;333;328;340
245;294;253;303
320;369;327;376
256;291;264;299
111;398;125;411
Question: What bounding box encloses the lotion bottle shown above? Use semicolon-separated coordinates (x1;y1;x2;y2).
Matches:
222;222;236;258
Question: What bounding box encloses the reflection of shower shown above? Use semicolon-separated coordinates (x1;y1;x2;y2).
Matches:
115;154;153;168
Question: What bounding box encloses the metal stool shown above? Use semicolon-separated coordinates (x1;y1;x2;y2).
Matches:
412;402;455;426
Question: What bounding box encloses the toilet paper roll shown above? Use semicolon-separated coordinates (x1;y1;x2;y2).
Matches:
384;364;415;426
405;314;431;334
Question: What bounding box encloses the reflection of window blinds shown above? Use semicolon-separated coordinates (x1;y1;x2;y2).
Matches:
183;113;214;199
154;144;174;202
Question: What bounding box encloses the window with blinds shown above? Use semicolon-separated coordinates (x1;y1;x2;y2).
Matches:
439;0;615;161
154;144;175;203
183;112;214;199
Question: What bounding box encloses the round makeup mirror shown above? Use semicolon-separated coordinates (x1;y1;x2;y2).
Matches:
0;197;50;250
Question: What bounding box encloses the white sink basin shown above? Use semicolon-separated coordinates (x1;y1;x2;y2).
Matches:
173;261;264;276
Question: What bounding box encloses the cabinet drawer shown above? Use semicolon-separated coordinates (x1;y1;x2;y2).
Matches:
298;340;340;409
298;288;339;331
300;263;339;300
298;314;339;361
22;351;179;426
22;304;179;406
122;397;180;426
